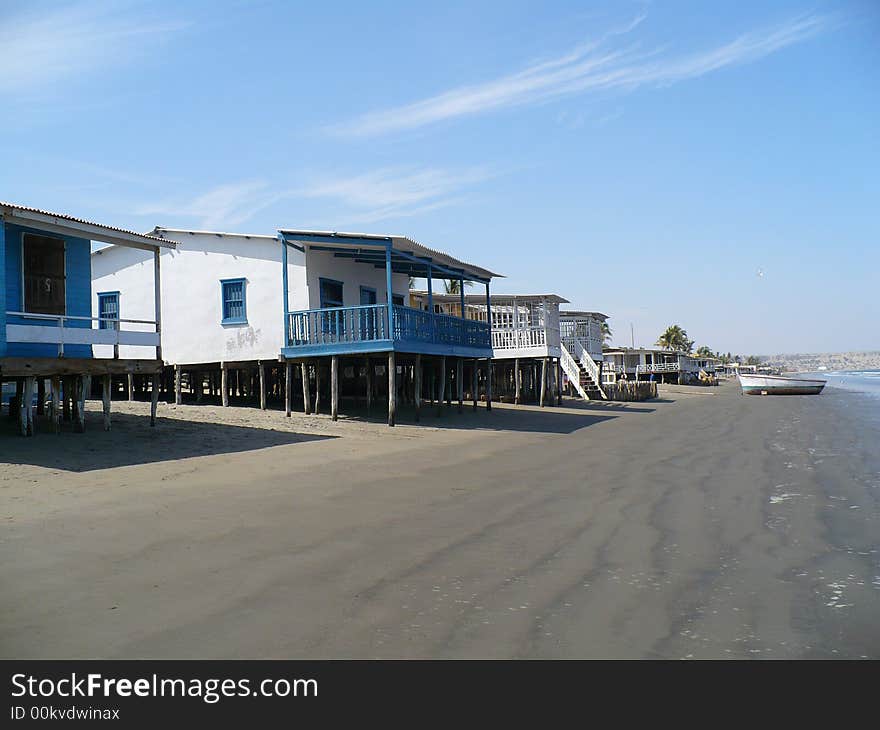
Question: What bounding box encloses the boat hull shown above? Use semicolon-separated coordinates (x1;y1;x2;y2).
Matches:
738;373;826;395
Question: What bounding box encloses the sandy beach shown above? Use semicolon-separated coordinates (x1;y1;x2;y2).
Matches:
1;381;878;659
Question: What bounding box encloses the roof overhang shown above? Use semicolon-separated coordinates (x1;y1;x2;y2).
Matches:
560;310;609;321
278;229;500;283
1;202;177;251
410;291;568;304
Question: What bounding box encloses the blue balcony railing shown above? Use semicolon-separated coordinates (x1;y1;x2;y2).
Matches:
286;304;491;352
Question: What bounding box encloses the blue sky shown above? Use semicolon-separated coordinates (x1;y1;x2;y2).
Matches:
1;0;877;355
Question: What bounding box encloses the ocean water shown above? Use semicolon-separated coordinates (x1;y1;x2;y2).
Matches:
809;369;880;400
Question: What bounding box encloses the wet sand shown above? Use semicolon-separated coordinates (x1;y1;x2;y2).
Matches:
1;381;878;658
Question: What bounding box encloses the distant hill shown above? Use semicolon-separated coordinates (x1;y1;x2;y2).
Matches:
761;351;880;372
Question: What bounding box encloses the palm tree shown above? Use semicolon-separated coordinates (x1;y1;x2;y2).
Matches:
601;321;612;345
695;345;714;358
656;324;694;353
443;279;473;294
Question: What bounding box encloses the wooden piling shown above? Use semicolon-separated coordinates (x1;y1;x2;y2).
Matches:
514;358;521;405
285;362;292;417
387;351;396;426
301;362;311;414
21;376;34;436
414;354;421;422
331;355;339;421
50;376;61;434
127;373;134;401
102;374;112;431
36;378;45;416
174;365;182;405
437;356;446;416
457;357;463;413
540;357;548;407
314;363;322;414
72;376;85;433
259;361;267;410
486;359;493;411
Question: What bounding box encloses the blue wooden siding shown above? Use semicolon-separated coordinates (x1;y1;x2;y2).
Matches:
0;221;5;357
2;221;93;358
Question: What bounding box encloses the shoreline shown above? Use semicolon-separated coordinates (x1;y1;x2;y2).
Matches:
2;381;878;658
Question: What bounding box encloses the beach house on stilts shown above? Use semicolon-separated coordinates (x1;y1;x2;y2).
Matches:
279;230;499;425
92;227;498;425
559;310;609;401
1;202;174;436
409;292;571;407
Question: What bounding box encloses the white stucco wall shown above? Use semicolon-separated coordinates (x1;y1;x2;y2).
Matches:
91;233;308;364
304;248;410;309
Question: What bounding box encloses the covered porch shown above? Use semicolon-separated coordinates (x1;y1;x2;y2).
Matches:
277;230;500;425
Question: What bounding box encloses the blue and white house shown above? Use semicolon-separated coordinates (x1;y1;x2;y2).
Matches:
1;202;174;435
92;227;499;425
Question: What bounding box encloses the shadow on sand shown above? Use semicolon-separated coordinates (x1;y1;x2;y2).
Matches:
0;410;334;472
333;396;656;434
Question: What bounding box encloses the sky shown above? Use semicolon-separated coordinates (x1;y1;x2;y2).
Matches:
1;0;877;355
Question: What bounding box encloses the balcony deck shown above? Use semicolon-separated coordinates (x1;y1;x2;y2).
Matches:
282;304;492;359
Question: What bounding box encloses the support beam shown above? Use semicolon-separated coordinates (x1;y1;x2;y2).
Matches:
73;376;85;433
36;378;45;416
102;374;112;431
301;361;312;415
315;363;322;413
20;376;34;436
457;357;463;413
472;358;478;411
154;248;163;361
259;361;267;410
150;374;159;427
486;359;493;412
174;365;182;405
285;362;292;417
557;359;563;406
540;357;548;407
331;355;339;421
514;358;521;405
387;351;396;427
221;362;229;407
437;356;446;416
62;377;71;421
51;376;61;434
366;358;372;411
414;353;421;422
128;373;134;401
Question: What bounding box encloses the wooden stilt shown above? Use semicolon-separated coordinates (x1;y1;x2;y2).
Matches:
36;378;45;416
366;358;373;412
301;362;311;414
557;359;563;406
127;373;134;401
486;359;492;411
315;362;322;414
13;379;23;423
73;376;85;433
221;363;229;407
514;358;521;405
174;365;182;405
50;376;61;434
331;355;339;421
259;361;267;410
387;351;396;427
414;354;421;422
150;373;159;426
437;356;446;416
455;357;464;413
540;357;548;407
21;376;34;436
102;374;112;431
472;359;478;410
62;377;71;421
285;362;292;417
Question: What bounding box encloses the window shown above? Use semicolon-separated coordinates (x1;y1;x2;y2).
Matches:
319;278;343;309
221;278;247;324
392;294;404;306
23;233;65;315
98;292;120;330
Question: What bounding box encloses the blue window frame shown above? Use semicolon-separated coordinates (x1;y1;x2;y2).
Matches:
319;278;344;309
98;291;119;330
221;278;247;324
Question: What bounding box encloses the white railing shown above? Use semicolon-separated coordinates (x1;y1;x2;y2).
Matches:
562;334;606;399
559;342;590;400
491;325;548;351
636;362;680;373
5;311;160;357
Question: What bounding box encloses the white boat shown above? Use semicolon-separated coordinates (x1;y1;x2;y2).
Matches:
738;373;826;395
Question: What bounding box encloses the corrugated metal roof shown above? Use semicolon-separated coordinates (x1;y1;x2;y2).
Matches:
278;229;502;280
411;291;568;304
0;201;176;249
150;227;278;241
560;310;609;320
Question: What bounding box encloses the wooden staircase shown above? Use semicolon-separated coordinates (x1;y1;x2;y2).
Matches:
560;341;607;400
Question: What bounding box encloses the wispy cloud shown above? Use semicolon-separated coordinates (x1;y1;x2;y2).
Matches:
298;166;494;225
133;166;493;229
0;1;189;93
332;13;829;138
136;181;273;229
